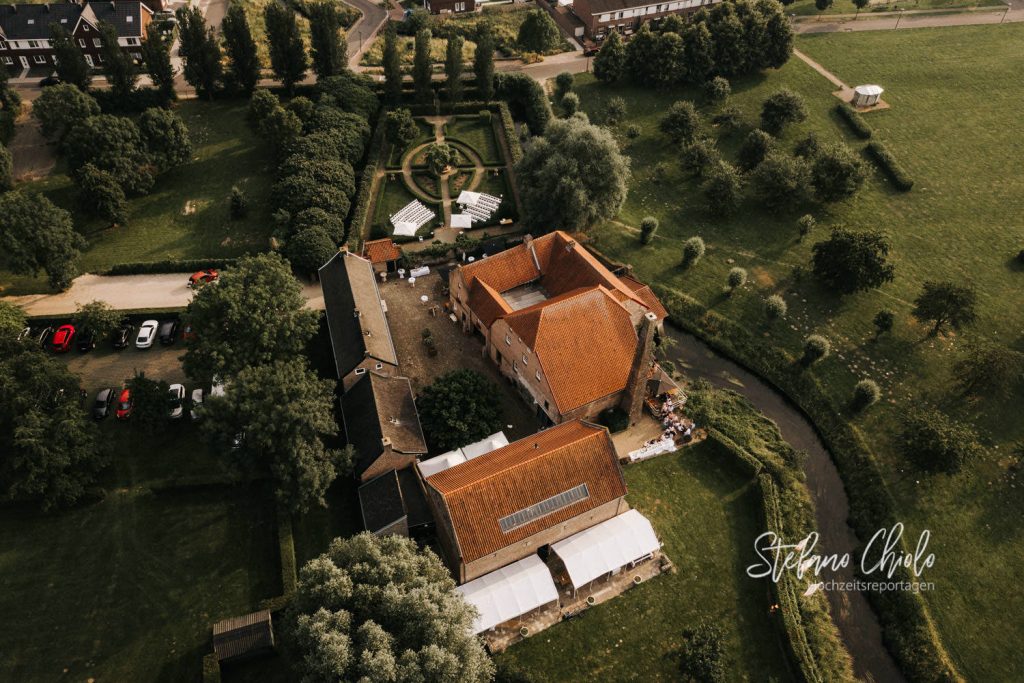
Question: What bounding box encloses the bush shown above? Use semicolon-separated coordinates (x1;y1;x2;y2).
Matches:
865;141;914;191
727;267;747;293
640;216;658;244
802;334;831;366
625;124;641;139
495;72;551;135
765;294;787;321
561;92;580;117
737;129;775;171
680;138;720;178
852;379;881;411
798;214;815;241
793;132;820;159
478;109;491;124
598;406;629;433
602;96;627;127
760;89;807;136
900;407;980;473
678;620;726;683
229;186;248;220
682;236;705;268
554;71;574;99
105;258;238;275
835;103;872;139
702;76;731;104
711;105;743;133
702;161;744;215
660;100;701;143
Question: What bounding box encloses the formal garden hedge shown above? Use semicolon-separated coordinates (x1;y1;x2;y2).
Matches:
834;103;872;140
103;258;240;275
649;281;962;683
348;113;388;252
865;140;914;191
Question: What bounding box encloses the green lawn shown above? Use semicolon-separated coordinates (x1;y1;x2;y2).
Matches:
0;421;279;682
447;116;503;166
787;0;1003;16
0;100;274;296
370;176;440;240
574;24;1024;681
500;440;792;681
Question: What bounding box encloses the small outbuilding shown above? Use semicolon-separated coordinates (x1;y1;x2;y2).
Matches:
212;610;275;663
852;85;884;107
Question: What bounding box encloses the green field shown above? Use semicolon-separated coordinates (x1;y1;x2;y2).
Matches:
786;0;1003;16
0;100;274;296
447;116;503;165
0;422;279;682
574;24;1024;681
501;440;792;681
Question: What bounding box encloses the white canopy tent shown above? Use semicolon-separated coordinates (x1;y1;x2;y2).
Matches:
456;190;482;207
418;431;509;479
451;213;473;229
456;555;559;634
551;509;661;590
392;221;419;237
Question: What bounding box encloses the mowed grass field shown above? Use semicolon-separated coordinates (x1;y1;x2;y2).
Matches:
786;0;1003;16
0;100;274;296
0;423;280;682
575;24;1024;681
500;440;792;681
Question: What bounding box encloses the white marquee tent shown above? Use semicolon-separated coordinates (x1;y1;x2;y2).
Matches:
551;509;661;590
418;431;509;479
392;221;419;237
456;190;482;207
451;213;473;229
456;555;559;634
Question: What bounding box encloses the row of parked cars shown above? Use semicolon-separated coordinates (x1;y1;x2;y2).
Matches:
20;319;191;353
92;378;224;422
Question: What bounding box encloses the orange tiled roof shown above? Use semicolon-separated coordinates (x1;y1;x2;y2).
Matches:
426;420;626;563
619;274;668;320
363;239;401;264
460;238;541;292
505;286;638;413
467;279;513;329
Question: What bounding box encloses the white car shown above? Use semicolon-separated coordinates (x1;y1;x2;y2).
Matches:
190;388;204;421
135;320;159;349
167;384;185;419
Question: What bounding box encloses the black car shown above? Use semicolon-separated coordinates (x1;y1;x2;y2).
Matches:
93;387;116;420
39;75;62;88
76;328;97;352
158;320;179;345
112;323;134;350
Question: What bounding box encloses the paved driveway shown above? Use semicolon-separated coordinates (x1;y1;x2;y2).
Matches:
67;341;189;396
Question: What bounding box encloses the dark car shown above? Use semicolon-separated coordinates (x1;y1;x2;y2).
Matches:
39;75;62;88
93;387;115;419
111;323;134;350
583;45;601;57
35;326;54;349
158;320;179;345
76;328;97;352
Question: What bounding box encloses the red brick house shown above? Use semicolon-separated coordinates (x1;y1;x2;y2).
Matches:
0;1;153;71
422;0;479;16
571;0;717;40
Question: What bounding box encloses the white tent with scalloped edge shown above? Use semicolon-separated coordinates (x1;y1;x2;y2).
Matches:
551;509;661;590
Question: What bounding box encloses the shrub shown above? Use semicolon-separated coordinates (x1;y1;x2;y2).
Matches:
711;105;743;133
865;141;914;191
554;71;574;99
852;379;881;411
760;89;808;136
802;334;831;366
765;294;787;321
680;138;720;178
561;92;580;117
798;214;816;241
702;76;731;104
1017;249;1024;264
640;216;658;244
660;100;701;143
702;161;744;215
494;72;551;135
737;129;775;171
899;407;980;473
793;132;820;159
105;258;238;275
682;236;705;268
229;186;248;220
625;124;641;139
835;103;872;139
678;620;726;683
478;109;491;124
603;96;627;126
873;309;894;338
727;267;747;293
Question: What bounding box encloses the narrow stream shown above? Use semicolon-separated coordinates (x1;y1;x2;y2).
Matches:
668;328;904;683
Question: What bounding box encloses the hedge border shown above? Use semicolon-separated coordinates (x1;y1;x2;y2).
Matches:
834;103;872;140
497;101;523;165
648;281;962;683
865;141;914;192
102;258;240;276
348;110;388;253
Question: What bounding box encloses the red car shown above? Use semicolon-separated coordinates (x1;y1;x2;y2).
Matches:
115;388;133;420
50;324;76;352
189;269;219;288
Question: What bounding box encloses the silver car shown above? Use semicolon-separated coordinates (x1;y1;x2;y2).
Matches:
136;320;159;349
167;384;185;419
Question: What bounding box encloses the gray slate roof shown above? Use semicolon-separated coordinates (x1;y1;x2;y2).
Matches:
0;2;148;42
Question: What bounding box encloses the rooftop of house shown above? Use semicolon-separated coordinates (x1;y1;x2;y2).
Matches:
341;371;427;477
362;238;401;265
0;2;150;41
504;285;639;413
574;0;670;15
319;250;399;380
425;420;626;564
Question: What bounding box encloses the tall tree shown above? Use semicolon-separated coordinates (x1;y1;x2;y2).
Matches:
900;406;979;473
750;152;810;212
417;369;502;452
183;252;320;381
141;23;176;101
74;163;128;225
385;108;418;149
0;191;84;290
138;107;191;171
202;359;342;512
127;371;172;433
289;534;494;682
760;1;794;69
413;28;433;104
683;22;715;84
176;6;223;99
516;9;561;54
309;1;347;80
445;34;464;103
707;3;747;78
760;88;808;136
811;227;895;296
285;227;337;274
72;300;124;341
810;142;865;203
49;25;91;90
0;144;11;192
516;116;631;234
221;3;261;94
625;23;660;86
98;22;137;101
31;83;99;143
592;30;625;84
953;341;1023;400
64;114;155;195
382;23;402;104
265;2;308;93
912;281;978;336
474;22;495;101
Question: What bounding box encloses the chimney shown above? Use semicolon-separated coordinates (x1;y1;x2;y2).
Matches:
620;312;658;426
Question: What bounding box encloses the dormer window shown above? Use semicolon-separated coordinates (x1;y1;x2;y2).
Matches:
374;362;383;370
126;15;133;22
504;333;511;346
354;368;367;375
535;370;541;381
522;354;528;366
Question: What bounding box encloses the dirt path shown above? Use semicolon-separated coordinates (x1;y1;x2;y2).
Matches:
792;48;848;89
10;102;56;180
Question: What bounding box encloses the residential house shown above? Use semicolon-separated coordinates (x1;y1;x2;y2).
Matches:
422;0;479;15
449;231;667;426
0;1;154;71
571;0;717;40
422;419;630;583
